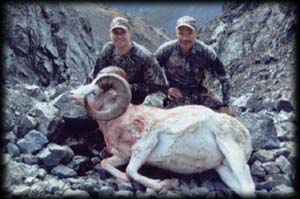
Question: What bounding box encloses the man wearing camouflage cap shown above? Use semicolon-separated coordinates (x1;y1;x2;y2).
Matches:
154;16;235;117
88;16;168;104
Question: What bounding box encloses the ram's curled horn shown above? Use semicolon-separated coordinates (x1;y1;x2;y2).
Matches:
85;72;132;121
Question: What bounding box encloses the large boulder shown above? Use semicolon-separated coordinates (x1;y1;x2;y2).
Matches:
238;111;280;150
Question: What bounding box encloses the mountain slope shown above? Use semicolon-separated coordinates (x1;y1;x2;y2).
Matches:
105;2;222;37
3;3;169;88
199;2;297;107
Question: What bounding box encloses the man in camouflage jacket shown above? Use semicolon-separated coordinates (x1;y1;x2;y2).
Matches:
154;16;235;117
88;16;168;104
79;16;169;158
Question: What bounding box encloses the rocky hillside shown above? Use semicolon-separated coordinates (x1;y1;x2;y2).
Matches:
2;2;297;198
3;2;169;131
199;3;297;108
104;2;222;37
3;3;169;88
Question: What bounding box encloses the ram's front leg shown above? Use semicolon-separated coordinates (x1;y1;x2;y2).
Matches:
125;133;172;191
100;155;130;182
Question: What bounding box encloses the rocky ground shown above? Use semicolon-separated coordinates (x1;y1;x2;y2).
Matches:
2;2;298;198
3;89;297;198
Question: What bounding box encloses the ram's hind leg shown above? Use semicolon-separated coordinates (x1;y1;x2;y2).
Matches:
216;160;245;196
215;133;255;197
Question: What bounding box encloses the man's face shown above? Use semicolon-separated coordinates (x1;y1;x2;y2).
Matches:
110;28;132;49
176;26;197;53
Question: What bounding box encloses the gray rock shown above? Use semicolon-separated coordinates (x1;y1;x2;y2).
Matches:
37;143;74;168
4;89;35;132
257;173;292;191
274;110;295;123
6;143;20;157
201;180;215;192
24;176;38;186
215;190;226;198
190;186;209;196
206;191;216;198
20;153;39;165
275;155;294;178
11;184;31;196
5;160;40;186
16;114;37;138
214;181;227;191
3;109;16;132
255;189;268;197
281;141;297;163
28;102;60;137
245;94;265;112
38;168;47;179
158;188;169;196
3;131;17;144
261;97;275;111
78;177;98;193
66;177;86;185
51;164;77;178
43;86;57;100
53;92;87;119
30;181;47;195
17;129;48;154
45;176;67;194
144;188;158;197
261;162;281;174
269;147;291;159
24;83;47;101
114;190;134;197
170;178;180;190
164;190;182;197
180;181;191;196
232;93;253;112
98;186;114;196
63;188;90;197
239;112;280;150
251;160;266;177
270;184;294;195
117;180;134;191
252;149;275;162
275;121;295;141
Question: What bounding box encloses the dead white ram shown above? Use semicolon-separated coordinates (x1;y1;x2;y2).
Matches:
68;66;255;197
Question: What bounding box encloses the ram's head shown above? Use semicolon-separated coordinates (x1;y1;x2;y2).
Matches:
68;66;132;120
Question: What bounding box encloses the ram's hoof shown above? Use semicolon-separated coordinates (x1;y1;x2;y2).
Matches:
160;179;173;190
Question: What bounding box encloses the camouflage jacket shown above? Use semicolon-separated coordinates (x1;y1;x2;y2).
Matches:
154;39;231;106
89;41;169;104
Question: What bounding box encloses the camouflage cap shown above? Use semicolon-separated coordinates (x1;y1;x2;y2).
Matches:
110;16;131;31
176;16;197;31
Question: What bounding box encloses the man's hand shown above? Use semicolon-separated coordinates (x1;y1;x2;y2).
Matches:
167;87;183;100
218;105;236;117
